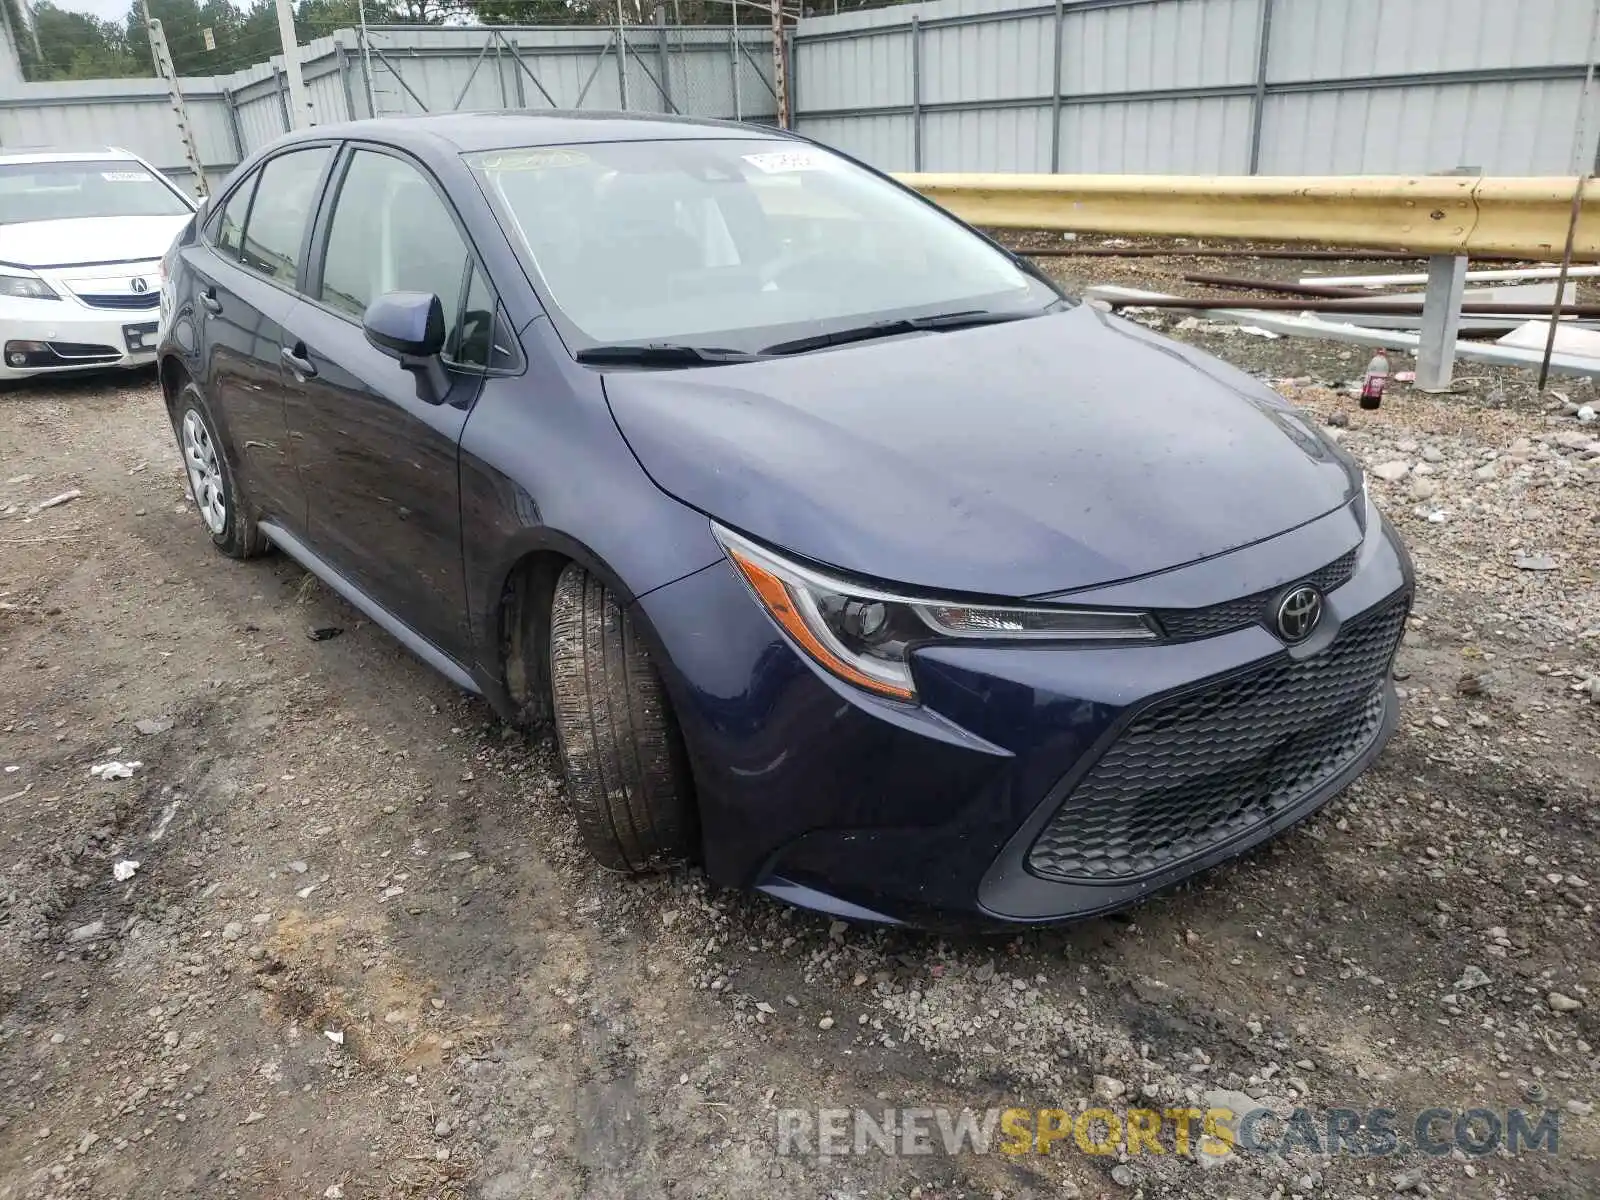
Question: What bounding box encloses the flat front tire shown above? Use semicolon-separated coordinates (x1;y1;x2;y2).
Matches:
548;563;695;872
172;382;267;559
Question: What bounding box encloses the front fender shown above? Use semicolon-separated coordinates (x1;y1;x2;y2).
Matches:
456;345;723;709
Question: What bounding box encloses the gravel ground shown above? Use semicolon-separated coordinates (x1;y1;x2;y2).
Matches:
1;261;1598;1200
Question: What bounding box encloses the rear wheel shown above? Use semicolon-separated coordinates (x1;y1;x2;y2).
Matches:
548;563;695;872
172;382;267;559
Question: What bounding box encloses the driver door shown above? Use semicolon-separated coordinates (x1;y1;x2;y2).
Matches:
280;146;493;663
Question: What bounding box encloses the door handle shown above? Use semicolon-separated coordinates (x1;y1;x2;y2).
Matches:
200;287;222;314
280;345;317;378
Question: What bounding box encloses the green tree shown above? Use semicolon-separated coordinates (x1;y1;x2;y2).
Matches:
20;1;141;80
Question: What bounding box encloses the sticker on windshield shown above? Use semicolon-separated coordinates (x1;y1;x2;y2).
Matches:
743;150;832;174
477;148;591;172
101;171;152;182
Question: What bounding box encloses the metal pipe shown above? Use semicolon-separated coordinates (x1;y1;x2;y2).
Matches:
1019;247;1548;261
910;15;922;171
1098;295;1600;317
1539;177;1590;390
1181;272;1372;297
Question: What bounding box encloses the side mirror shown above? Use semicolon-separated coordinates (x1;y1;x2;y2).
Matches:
364;290;449;404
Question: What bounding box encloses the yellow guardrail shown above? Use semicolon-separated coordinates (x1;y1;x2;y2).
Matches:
896;173;1600;260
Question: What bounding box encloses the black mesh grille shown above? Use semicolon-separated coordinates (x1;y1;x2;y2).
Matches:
1027;593;1407;883
1156;547;1359;641
45;342;120;361
77;293;159;310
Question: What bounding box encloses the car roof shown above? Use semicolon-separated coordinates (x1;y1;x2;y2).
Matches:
0;147;141;166
285;110;788;155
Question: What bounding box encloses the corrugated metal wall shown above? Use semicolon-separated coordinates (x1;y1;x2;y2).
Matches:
0;23;775;194
794;0;1600;175
0;75;239;194
3;1;1596;185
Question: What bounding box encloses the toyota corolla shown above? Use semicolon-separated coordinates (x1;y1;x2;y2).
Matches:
156;113;1412;928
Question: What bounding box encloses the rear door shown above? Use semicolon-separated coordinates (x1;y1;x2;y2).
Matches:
186;145;334;533
280;145;495;662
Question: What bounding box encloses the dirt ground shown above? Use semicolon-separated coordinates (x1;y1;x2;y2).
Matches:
2;251;1599;1200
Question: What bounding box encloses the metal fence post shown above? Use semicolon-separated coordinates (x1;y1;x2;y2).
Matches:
910;15;922;170
504;31;526;107
729;26;741;121
655;5;673;113
771;0;788;128
221;86;245;162
494;34;508;108
335;42;358;122
356;24;376;117
1416;254;1468;391
1246;0;1274;174
616;19;629;110
1050;0;1063;172
273;64;292;132
786;26;796;128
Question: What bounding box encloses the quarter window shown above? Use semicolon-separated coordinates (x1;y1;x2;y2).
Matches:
239;147;330;286
450;267;496;368
210;171;257;259
319;150;479;360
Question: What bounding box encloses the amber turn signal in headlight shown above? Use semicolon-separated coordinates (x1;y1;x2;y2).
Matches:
714;526;1157;703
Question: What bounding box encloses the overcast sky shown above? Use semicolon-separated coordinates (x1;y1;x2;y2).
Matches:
49;0;138;23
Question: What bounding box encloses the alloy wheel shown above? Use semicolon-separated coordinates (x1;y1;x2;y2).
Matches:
181;409;228;535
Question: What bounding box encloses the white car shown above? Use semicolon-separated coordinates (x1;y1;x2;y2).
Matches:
0;147;196;381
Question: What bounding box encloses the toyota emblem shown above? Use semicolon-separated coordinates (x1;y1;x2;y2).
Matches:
1275;585;1324;643
129;276;149;293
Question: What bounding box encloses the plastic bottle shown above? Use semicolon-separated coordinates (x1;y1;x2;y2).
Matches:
1359;351;1389;410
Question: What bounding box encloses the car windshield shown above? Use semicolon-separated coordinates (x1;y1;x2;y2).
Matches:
467;138;1057;351
0;160;191;224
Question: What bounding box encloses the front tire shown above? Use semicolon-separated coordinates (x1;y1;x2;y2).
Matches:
172;382;266;559
548;563;695;872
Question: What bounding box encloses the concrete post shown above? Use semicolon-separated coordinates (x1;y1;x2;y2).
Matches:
274;0;311;128
1415;254;1468;392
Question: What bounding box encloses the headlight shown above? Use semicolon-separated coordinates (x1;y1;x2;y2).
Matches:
714;525;1157;702
0;268;59;301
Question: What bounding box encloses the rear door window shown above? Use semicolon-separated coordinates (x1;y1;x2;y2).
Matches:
239;147;331;287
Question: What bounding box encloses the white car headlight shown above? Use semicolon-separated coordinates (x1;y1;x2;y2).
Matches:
0;267;60;301
714;525;1156;701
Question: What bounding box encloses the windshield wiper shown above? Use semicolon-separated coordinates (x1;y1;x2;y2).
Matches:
759;308;1044;357
574;343;763;367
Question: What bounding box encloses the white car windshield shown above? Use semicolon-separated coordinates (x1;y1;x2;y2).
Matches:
0;161;191;224
467;138;1054;350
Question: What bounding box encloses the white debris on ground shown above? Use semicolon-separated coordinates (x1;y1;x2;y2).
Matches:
87;760;142;781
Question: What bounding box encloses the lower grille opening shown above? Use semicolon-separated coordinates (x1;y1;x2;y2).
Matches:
5;340;122;369
1027;594;1408;883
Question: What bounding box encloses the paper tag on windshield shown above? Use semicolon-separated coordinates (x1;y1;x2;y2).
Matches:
477;148;590;172
101;171;150;182
743;150;831;174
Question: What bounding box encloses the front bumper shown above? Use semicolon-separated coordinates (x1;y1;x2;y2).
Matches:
637;498;1413;930
0;295;161;381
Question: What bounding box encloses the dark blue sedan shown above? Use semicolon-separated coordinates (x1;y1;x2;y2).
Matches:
156;112;1412;929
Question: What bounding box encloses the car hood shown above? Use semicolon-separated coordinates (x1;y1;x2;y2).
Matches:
0;215;191;268
603;306;1359;598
